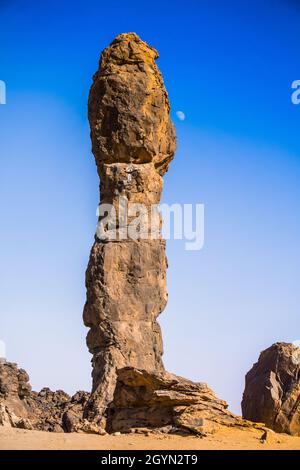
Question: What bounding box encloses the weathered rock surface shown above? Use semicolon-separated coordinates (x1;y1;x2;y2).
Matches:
242;342;300;435
83;32;176;421
0;361;103;434
107;368;260;435
88;32;176;175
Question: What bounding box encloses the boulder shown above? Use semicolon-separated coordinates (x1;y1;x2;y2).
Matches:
107;367;258;435
242;342;300;435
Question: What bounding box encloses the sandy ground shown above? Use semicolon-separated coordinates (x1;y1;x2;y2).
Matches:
0;426;300;450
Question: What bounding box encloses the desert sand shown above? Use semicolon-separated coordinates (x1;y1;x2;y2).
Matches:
0;426;300;450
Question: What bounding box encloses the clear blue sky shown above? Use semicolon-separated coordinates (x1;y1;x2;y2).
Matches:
0;0;299;413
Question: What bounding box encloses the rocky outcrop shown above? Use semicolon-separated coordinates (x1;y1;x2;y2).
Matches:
242;342;300;435
0;361;263;437
0;361;103;434
107;368;261;435
83;32;176;421
0;360;35;430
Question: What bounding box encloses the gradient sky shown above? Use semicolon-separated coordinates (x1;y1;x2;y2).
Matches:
0;0;300;413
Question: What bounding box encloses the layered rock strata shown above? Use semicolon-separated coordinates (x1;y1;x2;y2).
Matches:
107;368;262;435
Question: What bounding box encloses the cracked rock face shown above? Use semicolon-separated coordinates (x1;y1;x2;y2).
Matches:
242;342;300;435
83;33;176;421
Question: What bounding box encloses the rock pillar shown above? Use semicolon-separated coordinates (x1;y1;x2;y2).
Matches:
83;33;176;419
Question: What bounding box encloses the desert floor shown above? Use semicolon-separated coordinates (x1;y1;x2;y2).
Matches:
0;426;300;450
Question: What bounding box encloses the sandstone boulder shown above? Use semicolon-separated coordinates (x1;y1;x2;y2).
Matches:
242;342;300;435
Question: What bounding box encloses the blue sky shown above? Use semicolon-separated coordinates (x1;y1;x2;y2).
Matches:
0;0;300;413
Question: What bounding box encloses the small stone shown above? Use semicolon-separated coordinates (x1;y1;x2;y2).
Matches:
260;430;268;443
158;425;173;434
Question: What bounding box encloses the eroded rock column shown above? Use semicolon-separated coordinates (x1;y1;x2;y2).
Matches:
83;33;176;419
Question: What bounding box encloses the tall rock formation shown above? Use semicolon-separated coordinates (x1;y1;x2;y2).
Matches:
0;34;270;438
83;33;176;420
242;342;300;435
